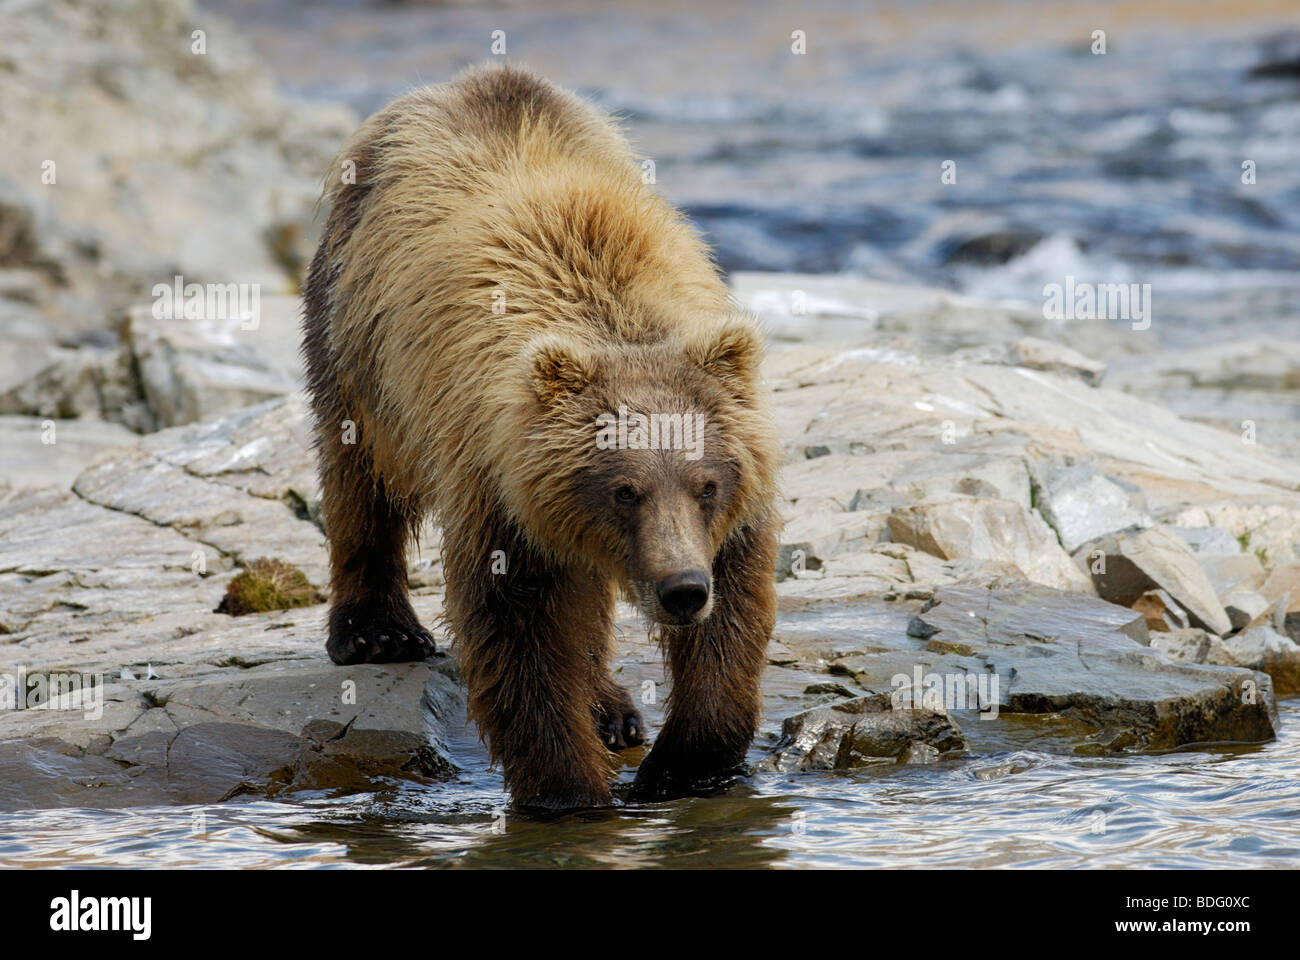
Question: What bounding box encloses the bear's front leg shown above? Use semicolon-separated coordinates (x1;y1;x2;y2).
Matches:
629;517;777;802
319;454;436;665
445;513;614;811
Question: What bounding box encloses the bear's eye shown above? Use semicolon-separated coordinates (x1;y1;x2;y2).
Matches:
614;485;638;505
700;481;717;500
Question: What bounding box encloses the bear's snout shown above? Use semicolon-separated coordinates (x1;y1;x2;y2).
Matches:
655;569;711;620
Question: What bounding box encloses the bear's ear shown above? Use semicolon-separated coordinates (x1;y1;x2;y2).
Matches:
525;334;599;406
684;319;763;397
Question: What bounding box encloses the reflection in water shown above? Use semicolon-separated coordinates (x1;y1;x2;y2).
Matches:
2;700;1297;868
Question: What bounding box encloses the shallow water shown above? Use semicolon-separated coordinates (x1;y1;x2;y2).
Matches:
3;696;1297;869
5;599;1299;870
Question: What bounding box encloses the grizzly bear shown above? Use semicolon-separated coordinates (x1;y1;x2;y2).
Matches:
302;65;780;810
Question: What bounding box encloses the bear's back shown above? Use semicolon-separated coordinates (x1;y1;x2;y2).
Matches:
309;66;734;504
323;64;727;357
336;66;638;230
426;66;634;177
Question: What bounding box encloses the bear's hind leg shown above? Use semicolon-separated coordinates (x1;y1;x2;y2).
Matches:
629;516;777;802
323;469;435;665
445;512;614;810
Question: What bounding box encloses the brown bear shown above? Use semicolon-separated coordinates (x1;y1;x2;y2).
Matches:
302;64;780;810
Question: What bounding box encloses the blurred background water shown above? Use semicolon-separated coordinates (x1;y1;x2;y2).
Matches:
208;0;1300;347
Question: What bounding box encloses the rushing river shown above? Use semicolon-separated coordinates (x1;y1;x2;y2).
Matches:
208;0;1300;347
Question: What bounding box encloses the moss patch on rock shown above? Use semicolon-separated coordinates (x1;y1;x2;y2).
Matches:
215;558;324;616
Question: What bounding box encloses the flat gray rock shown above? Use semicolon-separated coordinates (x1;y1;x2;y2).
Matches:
0;653;462;811
810;583;1278;754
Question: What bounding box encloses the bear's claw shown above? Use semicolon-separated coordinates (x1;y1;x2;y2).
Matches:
594;679;645;752
328;623;437;665
597;706;645;752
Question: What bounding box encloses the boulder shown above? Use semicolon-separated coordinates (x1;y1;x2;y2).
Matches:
1150;625;1300;695
1260;563;1300;606
1199;552;1267;596
1209;626;1300;695
1167;526;1244;555
1256;564;1300;642
887;497;1095;594
1032;462;1151;553
1222;589;1271;632
833;583;1278;752
125;296;305;429
1149;627;1215;664
1075;527;1233;635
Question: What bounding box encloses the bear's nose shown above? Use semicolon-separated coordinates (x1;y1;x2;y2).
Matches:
655;570;710;619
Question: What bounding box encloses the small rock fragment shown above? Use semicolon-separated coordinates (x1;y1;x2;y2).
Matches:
762;693;966;772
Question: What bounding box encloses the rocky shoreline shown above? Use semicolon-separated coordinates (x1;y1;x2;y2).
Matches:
2;270;1298;809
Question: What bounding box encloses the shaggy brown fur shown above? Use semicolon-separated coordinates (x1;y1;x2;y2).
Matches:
302;64;780;809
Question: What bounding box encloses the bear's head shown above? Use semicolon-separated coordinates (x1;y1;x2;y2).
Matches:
511;318;778;626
